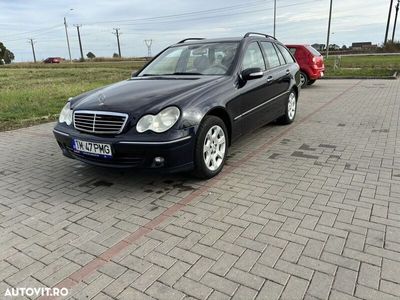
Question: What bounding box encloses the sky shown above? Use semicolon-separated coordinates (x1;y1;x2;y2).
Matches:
0;0;394;62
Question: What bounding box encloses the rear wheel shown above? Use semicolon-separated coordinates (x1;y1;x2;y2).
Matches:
308;79;316;85
193;116;228;179
299;72;308;88
277;90;297;125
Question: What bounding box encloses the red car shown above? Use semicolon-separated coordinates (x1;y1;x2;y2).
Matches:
43;57;62;64
286;45;325;87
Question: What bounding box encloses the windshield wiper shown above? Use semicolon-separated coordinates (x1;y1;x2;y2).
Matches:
172;72;202;75
140;72;202;77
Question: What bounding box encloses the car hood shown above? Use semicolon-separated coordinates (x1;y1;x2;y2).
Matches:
72;76;225;116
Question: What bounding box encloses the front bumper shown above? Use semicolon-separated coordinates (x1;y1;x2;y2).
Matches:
53;125;196;173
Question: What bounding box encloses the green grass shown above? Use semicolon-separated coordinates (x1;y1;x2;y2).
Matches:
0;55;399;131
324;55;399;78
0;61;146;131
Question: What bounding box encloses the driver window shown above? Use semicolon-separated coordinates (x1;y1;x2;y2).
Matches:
242;43;266;71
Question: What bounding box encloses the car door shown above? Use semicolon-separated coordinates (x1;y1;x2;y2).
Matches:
259;42;289;118
236;42;278;134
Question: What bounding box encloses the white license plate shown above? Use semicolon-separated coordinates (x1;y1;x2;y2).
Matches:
73;139;112;157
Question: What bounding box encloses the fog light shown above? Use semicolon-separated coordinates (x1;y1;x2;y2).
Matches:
153;156;165;167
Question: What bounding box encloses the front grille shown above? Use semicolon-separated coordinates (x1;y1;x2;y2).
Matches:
74;111;128;134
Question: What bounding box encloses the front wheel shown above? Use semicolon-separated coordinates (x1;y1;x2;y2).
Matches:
277;90;297;125
193;116;228;179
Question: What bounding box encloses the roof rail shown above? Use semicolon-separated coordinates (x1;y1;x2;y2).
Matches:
244;32;276;40
178;38;205;44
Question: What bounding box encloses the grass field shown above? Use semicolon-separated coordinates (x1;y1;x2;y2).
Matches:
324;55;399;77
0;55;399;131
0;61;144;131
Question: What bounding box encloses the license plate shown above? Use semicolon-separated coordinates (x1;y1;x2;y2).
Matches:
73;139;112;158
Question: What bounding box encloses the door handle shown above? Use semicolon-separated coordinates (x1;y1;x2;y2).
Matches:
267;76;273;83
286;69;290;74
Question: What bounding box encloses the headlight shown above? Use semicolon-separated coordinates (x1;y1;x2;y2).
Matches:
137;106;180;133
59;102;73;125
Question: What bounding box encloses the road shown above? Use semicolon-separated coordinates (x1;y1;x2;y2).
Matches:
0;79;399;299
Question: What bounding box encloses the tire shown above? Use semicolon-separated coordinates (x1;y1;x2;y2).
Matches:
193;116;228;179
299;72;308;88
307;79;316;85
277;90;297;125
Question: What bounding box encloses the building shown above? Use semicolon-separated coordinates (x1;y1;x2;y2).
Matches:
351;42;378;51
329;44;341;50
311;43;325;51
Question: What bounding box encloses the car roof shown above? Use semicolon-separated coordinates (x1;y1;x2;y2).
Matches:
172;36;279;46
286;44;310;48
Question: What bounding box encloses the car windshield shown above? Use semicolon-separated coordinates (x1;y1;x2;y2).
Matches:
138;42;239;76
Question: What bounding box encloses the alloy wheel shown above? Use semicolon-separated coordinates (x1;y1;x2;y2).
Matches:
203;125;226;171
288;92;296;120
300;73;307;87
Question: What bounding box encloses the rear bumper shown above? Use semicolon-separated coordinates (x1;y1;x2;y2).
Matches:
53;126;196;173
305;66;325;80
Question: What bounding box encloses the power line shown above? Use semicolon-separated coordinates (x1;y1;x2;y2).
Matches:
112;28;122;57
99;1;320;27
2;0;319;44
81;0;267;25
1;24;61;39
3;26;63;42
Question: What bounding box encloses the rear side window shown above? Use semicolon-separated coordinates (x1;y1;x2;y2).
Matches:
242;42;266;70
273;44;286;65
260;42;281;69
276;44;296;64
288;48;296;56
306;45;321;56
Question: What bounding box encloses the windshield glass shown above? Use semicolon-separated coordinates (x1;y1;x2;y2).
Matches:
138;42;239;76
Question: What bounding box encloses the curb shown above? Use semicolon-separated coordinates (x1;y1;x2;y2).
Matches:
322;71;398;80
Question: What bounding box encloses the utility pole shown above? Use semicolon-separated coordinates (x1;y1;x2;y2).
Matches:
64;17;72;62
113;28;122;57
273;0;277;37
144;39;153;59
385;0;394;44
29;39;36;63
325;0;333;58
74;24;84;61
392;0;400;41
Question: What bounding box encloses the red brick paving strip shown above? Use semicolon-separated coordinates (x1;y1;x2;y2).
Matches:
39;81;361;299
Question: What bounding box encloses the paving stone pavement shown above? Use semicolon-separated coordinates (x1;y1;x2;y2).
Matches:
0;79;400;300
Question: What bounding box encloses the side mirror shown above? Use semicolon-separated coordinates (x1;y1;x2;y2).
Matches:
131;70;138;77
241;67;264;81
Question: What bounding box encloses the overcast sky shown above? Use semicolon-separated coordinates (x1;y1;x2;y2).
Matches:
0;0;393;61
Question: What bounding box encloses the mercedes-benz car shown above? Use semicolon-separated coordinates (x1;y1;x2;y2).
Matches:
53;32;300;178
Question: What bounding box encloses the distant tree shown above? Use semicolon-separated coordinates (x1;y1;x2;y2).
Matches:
0;42;14;64
382;41;400;53
86;52;96;59
341;45;348;50
113;52;119;58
